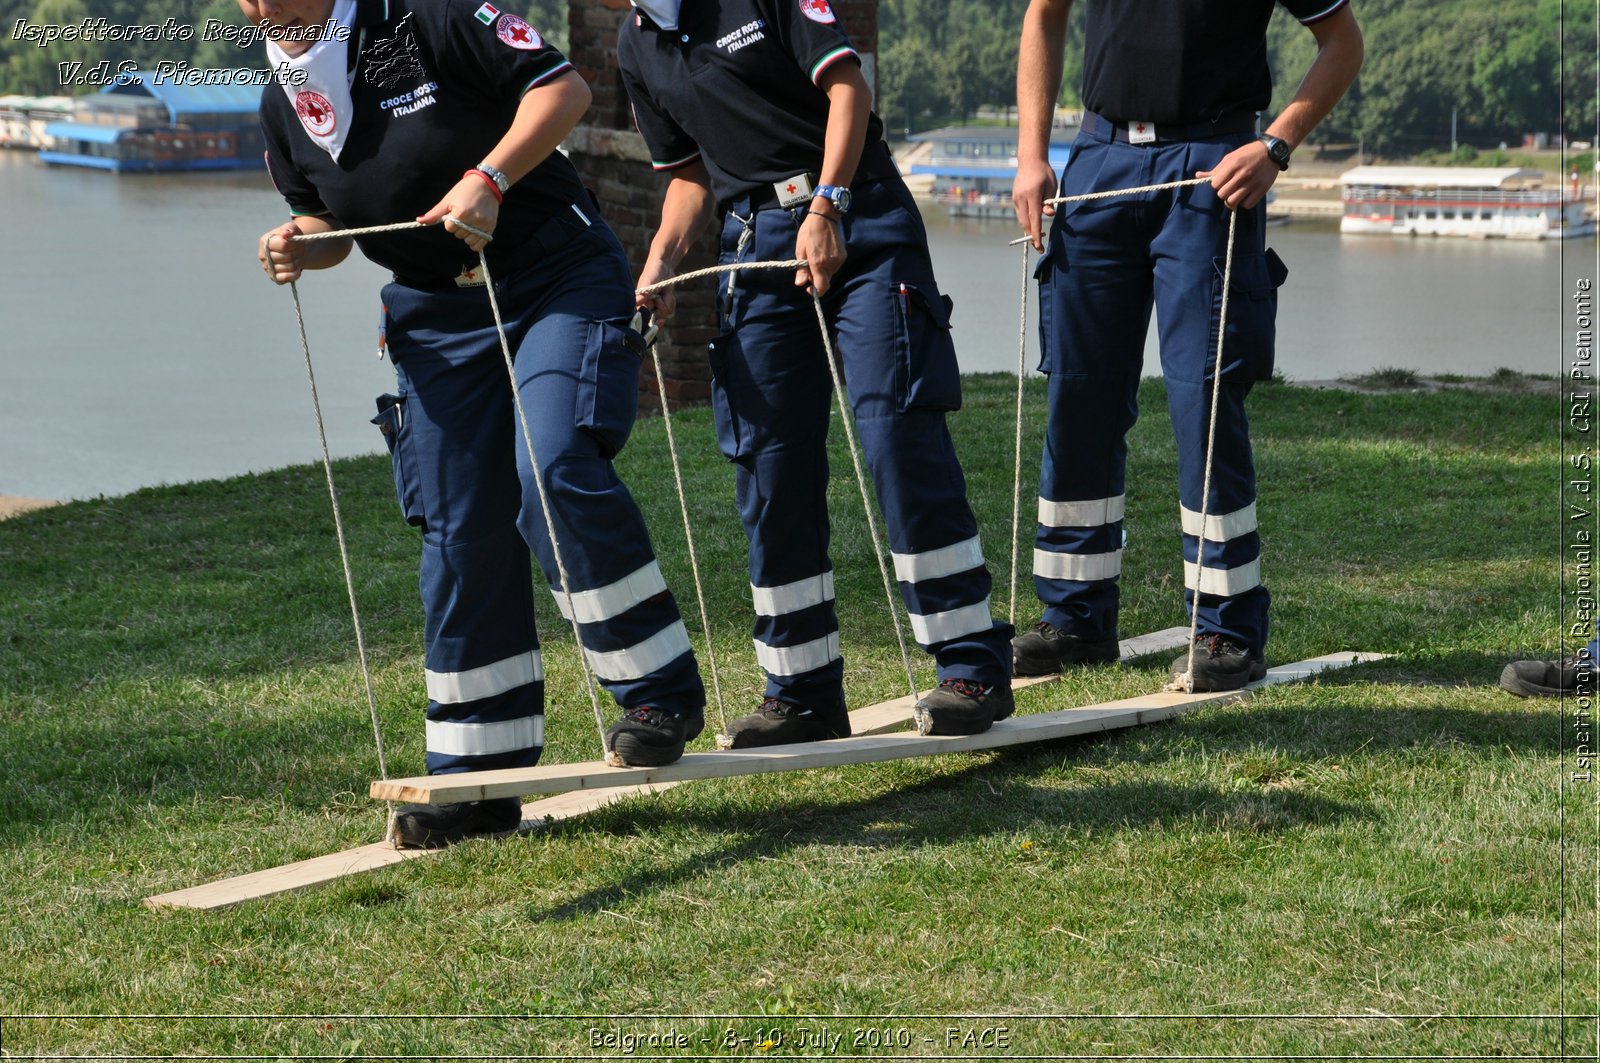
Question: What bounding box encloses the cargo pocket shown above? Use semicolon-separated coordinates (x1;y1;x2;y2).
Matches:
1209;247;1288;381
1033;243;1060;375
576;318;645;459
371;393;425;530
890;281;963;413
707;331;750;461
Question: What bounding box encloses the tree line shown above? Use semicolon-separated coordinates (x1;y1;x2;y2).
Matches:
3;0;1588;158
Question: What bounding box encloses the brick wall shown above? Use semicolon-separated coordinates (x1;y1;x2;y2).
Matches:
565;0;880;411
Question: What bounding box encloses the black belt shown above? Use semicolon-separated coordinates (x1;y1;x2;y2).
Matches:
392;202;595;291
722;138;900;216
1081;109;1258;144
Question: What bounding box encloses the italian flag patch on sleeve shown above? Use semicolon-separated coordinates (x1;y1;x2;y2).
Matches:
474;3;501;24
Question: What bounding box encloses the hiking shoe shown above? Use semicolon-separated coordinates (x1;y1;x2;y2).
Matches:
723;693;851;749
605;706;704;767
1012;621;1120;676
1500;657;1591;697
913;677;1016;736
1168;635;1267;692
392;798;522;849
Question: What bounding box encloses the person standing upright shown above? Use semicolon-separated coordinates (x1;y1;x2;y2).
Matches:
617;0;1016;740
1010;0;1363;690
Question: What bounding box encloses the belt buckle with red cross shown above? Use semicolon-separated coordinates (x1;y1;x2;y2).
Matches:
1127;120;1156;145
773;172;817;209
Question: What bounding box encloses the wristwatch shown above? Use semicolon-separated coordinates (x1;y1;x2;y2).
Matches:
1257;134;1291;171
475;162;511;195
812;184;852;214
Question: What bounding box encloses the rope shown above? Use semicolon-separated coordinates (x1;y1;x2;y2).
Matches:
635;258;806;297
1008;177;1213;246
285;280;393;840
637;257;924;706
290;215;614;764
644;337;729;735
1009;239;1030;628
810;292;921;702
1171;207;1240;693
472;250;612;756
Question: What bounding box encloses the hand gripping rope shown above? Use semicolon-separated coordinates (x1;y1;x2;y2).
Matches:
1007;176;1236;693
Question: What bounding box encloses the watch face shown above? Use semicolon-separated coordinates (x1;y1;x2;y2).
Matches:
834;187;852;213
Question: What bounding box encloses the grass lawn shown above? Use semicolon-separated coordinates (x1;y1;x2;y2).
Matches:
0;373;1590;1058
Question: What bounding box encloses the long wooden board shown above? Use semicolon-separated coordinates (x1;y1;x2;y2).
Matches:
142;627;1188;910
372;651;1377;805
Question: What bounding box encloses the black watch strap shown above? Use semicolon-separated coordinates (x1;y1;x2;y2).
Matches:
1257;133;1291;171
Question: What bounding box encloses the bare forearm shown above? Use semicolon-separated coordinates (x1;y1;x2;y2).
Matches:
1265;8;1363;148
815;62;870;190
1016;0;1071;165
648;166;716;270
480;70;591;183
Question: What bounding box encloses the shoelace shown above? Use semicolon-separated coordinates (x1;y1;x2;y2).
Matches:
938;677;992;697
759;697;808;717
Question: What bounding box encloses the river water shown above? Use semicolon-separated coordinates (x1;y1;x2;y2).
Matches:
0;149;1591;501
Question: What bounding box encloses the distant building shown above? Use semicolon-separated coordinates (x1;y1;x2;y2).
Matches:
0;95;74;150
40;71;264;172
907;124;1074;219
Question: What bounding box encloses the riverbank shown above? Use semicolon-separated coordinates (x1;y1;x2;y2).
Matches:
0;495;61;520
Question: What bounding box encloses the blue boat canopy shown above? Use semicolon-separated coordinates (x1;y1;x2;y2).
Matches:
43;121;125;143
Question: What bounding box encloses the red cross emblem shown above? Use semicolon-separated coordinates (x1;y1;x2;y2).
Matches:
294;90;336;137
495;14;542;50
786;182;797;194
1135;122;1146;134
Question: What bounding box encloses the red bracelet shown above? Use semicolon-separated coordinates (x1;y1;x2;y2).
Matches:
463;167;503;203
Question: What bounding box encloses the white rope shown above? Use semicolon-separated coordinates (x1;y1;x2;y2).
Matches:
644;335;729;735
291;215;614;763
638;256;924;707
285;279;394;841
636;258;806;296
1009;238;1030;627
810;291;921;702
1169;207;1240;693
471;249;613;756
1008;177;1213;246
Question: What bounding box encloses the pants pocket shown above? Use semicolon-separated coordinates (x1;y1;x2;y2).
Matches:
1209;247;1288;382
707;330;750;461
372;393;426;530
890;281;963;413
576;318;645;459
1033;241;1060;375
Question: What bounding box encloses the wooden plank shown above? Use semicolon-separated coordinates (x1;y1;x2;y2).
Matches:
833;625;1190;738
144;783;679;910
138;625;1193;910
372;652;1380;805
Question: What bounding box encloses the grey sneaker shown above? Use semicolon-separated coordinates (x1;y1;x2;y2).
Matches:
1012;621;1120;676
1500;658;1590;697
392;798;522;849
913;678;1016;736
724;693;851;748
605;706;704;767
1168;635;1267;692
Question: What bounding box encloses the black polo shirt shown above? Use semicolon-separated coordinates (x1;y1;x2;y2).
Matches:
1080;0;1349;125
262;0;584;282
616;0;886;205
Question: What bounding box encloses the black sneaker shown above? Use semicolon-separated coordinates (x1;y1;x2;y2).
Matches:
1012;621;1120;676
1500;658;1592;697
392;798;522;849
913;677;1016;736
1169;635;1267;692
605;706;705;767
723;693;851;749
